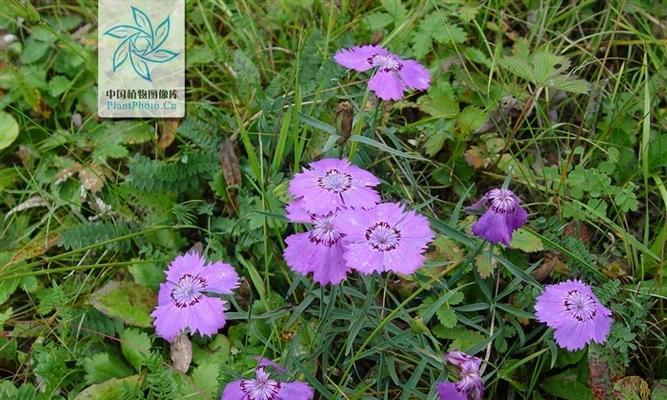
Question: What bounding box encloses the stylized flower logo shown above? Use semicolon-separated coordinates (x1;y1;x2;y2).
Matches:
104;6;179;82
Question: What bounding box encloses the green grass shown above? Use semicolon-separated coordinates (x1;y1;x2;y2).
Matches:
1;0;666;399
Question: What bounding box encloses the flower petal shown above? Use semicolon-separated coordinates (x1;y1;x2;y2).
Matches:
221;380;244;400
334;45;387;72
398;59;431;90
368;70;406;101
436;382;467;400
278;380;315;400
165;252;205;284
471;209;512;245
200;261;240;294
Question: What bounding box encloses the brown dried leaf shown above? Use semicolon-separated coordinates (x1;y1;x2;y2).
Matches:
79;164;105;193
9;232;60;264
531;252;565;281
564;221;592;243
220;138;241;188
475;254;496;279
604;259;628;279
55;163;83;184
613;376;650;400
158;118;179;150
170;334;192;373
336;101;354;144
234;277;252;310
464;146;485;169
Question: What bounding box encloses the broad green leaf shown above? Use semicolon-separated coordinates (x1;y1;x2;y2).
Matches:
652;380;667;400
436;307;457;328
120;328;151;372
417;92;459;118
433;326;485;352
457;106;486;136
0;111;20;150
541;369;593;400
424;130;449;157
501;48;590;93
90;281;156;328
365;12;393;30
381;0;407;25
128;260;165;290
20;39;51;64
189;363;220;398
500;56;533;81
48;75;72;97
82;353;133;384
510;229;544;253
74;376;140;400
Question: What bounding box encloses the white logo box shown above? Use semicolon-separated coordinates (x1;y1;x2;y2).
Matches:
98;0;185;118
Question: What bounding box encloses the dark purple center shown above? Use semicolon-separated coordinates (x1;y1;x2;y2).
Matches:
308;214;343;247
317;169;352;193
170;273;207;308
487;188;519;214
239;367;282;400
365;221;401;251
367;53;404;73
564;290;597;322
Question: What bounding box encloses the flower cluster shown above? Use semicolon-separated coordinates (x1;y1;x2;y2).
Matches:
145;44;617;400
436;351;485;400
283;158;434;285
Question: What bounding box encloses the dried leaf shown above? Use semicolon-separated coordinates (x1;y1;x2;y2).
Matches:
613;376;650;400
564;221;591;243
220;138;241;188
531;252;564;281
464;146;485;169
5;196;47;220
336;101;354;145
170;334;192;373
475;254;496;279
158;118;179;150
79;164;105;193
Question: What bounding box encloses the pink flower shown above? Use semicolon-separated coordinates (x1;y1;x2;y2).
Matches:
288;158;381;216
334;44;431;101
151;252;239;341
221;359;314;400
437;351;485;400
336;202;434;275
466;188;528;245
534;279;613;351
283;208;352;285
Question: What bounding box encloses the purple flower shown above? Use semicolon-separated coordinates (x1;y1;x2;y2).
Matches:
221;360;314;400
288;158;381;215
437;351;484;400
283;209;352;285
436;383;467;400
534;279;613;351
466;188;528;245
334;44;431;101
336;202;434;275
151;252;240;341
